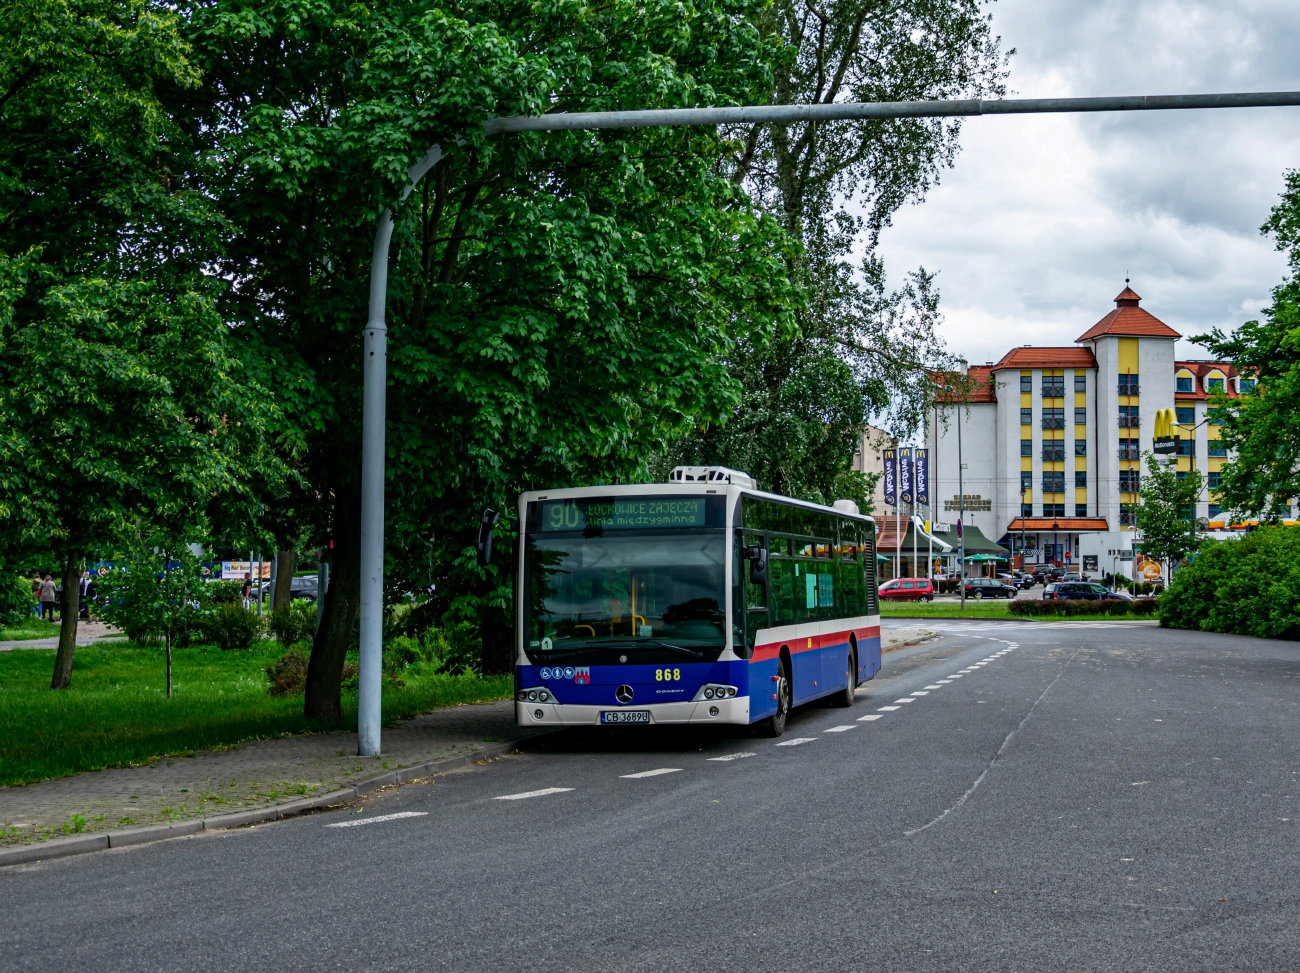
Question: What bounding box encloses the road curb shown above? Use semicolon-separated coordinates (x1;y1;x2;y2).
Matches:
0;737;532;869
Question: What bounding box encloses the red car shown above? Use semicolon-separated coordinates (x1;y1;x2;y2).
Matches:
878;578;935;603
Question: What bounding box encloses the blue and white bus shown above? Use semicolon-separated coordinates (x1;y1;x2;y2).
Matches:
514;467;881;736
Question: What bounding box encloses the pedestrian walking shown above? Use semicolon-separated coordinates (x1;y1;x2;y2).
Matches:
79;571;92;620
241;572;252;610
39;574;57;622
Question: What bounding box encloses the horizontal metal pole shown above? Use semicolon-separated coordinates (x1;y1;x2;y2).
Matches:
484;91;1300;134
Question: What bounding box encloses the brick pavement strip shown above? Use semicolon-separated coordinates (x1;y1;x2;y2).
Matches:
0;698;539;859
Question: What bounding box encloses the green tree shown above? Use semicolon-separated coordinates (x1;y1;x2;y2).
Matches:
101;543;210;696
1135;453;1204;584
184;0;796;716
0;0;283;687
1193;170;1300;518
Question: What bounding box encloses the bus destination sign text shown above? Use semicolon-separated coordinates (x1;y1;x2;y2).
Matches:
541;498;707;531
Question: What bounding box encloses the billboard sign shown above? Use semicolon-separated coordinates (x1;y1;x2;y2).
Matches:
882;448;897;506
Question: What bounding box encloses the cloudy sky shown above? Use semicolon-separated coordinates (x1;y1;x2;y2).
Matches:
873;0;1300;366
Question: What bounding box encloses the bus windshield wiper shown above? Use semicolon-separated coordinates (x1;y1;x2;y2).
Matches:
558;640;708;659
638;640;706;658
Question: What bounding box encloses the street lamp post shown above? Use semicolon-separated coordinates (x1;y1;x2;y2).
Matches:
355;90;1300;755
957;360;967;612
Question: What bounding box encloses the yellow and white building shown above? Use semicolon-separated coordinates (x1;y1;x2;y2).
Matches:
926;286;1246;578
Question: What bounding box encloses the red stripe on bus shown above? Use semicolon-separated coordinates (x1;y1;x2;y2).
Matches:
751;625;880;663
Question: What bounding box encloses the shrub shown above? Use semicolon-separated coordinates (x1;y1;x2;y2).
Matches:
0;573;33;626
1008;598;1157;618
936;579;959;594
266;648;310;695
270;600;316;646
1160;525;1300;639
201;602;262;651
208;580;246;605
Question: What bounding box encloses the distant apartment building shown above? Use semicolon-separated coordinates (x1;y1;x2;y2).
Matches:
851;422;893;513
926;286;1245;578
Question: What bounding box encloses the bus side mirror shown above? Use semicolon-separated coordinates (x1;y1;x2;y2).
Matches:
476;508;501;566
744;545;768;584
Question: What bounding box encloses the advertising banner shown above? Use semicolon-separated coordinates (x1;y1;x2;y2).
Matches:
898;447;913;504
220;561;271;581
882;448;897;506
913;448;929;506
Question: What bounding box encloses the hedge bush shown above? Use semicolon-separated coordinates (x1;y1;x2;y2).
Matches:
270;600;316;646
1159;526;1300;640
198;602;263;651
1008;598;1158;618
0;574;32;626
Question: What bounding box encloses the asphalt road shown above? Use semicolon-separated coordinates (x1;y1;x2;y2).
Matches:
4;621;1299;972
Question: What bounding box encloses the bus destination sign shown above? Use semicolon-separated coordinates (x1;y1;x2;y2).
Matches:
540;498;707;531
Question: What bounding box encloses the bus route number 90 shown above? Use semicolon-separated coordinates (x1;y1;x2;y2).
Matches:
655;668;681;682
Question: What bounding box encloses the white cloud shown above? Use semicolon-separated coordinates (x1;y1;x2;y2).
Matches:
872;0;1300;365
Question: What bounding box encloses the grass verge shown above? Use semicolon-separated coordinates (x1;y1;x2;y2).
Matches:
0;617;60;640
0;642;512;787
881;601;1155;622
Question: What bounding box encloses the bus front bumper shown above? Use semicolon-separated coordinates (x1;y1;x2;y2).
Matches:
516;696;751;727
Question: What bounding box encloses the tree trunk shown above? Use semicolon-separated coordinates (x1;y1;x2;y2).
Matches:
304;490;361;722
50;551;81;689
165;631;173;698
273;548;296;609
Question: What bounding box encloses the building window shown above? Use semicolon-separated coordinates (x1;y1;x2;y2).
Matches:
1119;374;1140;396
1074;373;1087;393
1042;472;1065;492
1075;470;1087;487
1042;376;1064;398
1176;376;1194;393
1240;377;1257;393
1119;437;1141;460
1175;438;1195;457
1043;503;1065;518
1208;504;1222;517
1176;470;1187;481
1021;471;1032;491
1207;377;1224;391
1120;506;1137;526
1208;472;1222;488
1020;438;1032;456
1042;442;1065;461
1042;408;1065;430
1020;373;1032;393
1176;406;1194;424
1208;441;1228;457
1074;439;1086;456
1074;407;1087;425
1021;503;1033;517
1120;469;1141;492
1075;503;1088;517
1118;405;1140;427
1020;408;1033;425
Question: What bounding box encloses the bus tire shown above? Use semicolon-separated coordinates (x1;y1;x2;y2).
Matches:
758;658;791;737
831;647;856;708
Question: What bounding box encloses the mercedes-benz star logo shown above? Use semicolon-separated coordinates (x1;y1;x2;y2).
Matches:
615;685;634;705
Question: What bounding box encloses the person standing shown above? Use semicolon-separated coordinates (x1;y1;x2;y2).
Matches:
241;572;252;610
79;571;92;620
31;572;42;617
39;574;57;622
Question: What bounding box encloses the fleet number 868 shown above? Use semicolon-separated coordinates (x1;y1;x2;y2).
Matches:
655;668;682;682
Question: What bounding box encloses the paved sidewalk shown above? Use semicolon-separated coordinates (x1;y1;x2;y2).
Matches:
0;621;123;652
0;700;537;845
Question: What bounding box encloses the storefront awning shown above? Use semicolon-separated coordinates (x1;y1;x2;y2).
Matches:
925;525;1007;555
1005;517;1110;533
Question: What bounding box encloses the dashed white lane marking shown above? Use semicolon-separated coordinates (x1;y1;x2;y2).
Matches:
776;737;817;747
326;811;428;828
620;768;682;779
495;787;575;801
878;705;900;711
936;680;953;684
706;752;756;762
924;685;943;690
911;691;930;696
824;725;857;733
894;698;916;704
948;674;964;679
857;714;884;721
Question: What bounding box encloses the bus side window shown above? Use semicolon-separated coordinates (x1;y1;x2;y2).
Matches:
769;554;796;625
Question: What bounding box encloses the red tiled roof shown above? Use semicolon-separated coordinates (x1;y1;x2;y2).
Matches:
990;347;1098;371
1174;360;1240;400
935;365;997;404
1075;287;1182;342
874;514;908;551
1005;517;1110;533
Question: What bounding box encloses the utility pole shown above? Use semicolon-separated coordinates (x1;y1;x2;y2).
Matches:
958;361;967;612
354;89;1300;755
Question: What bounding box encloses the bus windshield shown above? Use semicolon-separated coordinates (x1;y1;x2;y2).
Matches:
525;531;727;654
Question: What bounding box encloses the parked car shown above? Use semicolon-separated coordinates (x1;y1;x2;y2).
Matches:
1042;582;1060;600
1030;565;1053;584
1002;571;1035;590
1106;588;1135;602
879;578;935;602
963;577;1017;600
257;575;319;602
1052;582;1111;601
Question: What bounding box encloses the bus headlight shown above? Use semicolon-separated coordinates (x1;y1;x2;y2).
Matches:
693;684;738;702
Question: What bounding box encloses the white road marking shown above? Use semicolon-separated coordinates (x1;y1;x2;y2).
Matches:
857;714;883;721
894;698;915;704
776;737;817;747
878;705;900;711
924;685;943;690
911;691;930;696
620;768;682;779
936;680;952;684
824;725;857;733
706;752;757;762
494;787;575;801
326;811;428;828
948;674;964;679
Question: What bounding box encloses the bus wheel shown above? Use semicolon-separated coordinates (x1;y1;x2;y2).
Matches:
831;648;856;708
758;658;790;737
